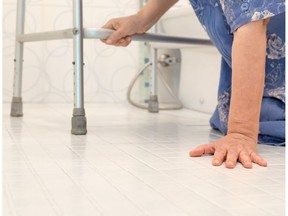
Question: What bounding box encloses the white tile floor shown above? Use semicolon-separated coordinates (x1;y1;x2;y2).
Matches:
3;103;285;216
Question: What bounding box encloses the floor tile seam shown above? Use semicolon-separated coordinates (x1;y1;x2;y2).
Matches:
45;104;73;118
130;142;182;163
135;141;191;152
17;124;103;214
225;208;275;216
64;144;151;216
94;139;168;172
261;205;286;215
35;143;128;216
126;129;171;144
189;190;274;213
156;110;211;120
245;187;285;201
7;117;48;145
169;174;252;211
154;167;273;212
33;133;145;215
125;174;232;215
225;186;276;198
89;134;176;166
3;177;20;216
85;135;168;169
262;191;285;201
154;172;233;213
82;144;208;216
254;179;285;189
208;166;276;181
224;192;285;209
83;140;159;163
20;105;67;122
235;177;284;190
5;129;18;142
2;149;25;163
108;137;235;183
205;175;278;198
109;141;232;213
95;133;137;144
205;176;263;187
6;128;35;145
68;140;203;216
248;205;284;215
14;143;65;216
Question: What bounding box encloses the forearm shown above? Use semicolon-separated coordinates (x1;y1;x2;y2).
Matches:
137;0;178;31
228;20;268;142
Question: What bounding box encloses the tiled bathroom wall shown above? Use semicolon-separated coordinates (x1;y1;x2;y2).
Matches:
3;0;141;103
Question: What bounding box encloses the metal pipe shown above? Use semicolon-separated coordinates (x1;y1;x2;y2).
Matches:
85;28;213;46
150;48;158;96
131;33;213;46
13;0;26;97
16;28;213;46
73;0;84;109
17;29;74;42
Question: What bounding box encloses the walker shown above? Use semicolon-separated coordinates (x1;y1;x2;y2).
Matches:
11;0;212;135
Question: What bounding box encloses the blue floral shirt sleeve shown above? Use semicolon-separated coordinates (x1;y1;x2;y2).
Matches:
219;0;285;32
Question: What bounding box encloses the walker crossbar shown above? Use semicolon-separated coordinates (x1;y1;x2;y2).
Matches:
17;28;213;46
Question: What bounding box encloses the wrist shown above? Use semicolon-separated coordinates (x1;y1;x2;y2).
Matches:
227;121;259;142
135;11;157;32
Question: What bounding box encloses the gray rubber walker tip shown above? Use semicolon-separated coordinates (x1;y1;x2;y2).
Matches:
148;95;159;113
10;97;23;117
71;108;87;135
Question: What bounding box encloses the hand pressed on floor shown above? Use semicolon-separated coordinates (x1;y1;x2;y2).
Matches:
189;133;267;169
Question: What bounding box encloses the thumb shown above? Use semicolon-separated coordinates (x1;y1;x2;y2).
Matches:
102;19;131;44
106;27;130;44
189;144;215;157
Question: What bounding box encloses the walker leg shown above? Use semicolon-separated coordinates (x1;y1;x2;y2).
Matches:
71;0;87;135
11;0;25;117
148;48;159;113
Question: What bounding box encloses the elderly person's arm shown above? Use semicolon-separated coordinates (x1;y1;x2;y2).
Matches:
189;19;269;168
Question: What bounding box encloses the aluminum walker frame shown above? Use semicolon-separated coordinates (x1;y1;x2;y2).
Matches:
11;0;213;135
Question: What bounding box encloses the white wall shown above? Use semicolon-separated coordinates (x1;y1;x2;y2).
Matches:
3;0;140;103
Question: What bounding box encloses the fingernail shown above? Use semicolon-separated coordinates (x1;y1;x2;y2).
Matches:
214;159;220;165
106;39;113;44
246;163;252;168
228;161;234;166
261;161;268;167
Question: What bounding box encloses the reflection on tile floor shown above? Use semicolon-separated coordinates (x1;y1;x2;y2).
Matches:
3;103;285;216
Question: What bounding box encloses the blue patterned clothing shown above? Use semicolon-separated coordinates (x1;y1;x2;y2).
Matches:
189;0;285;145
